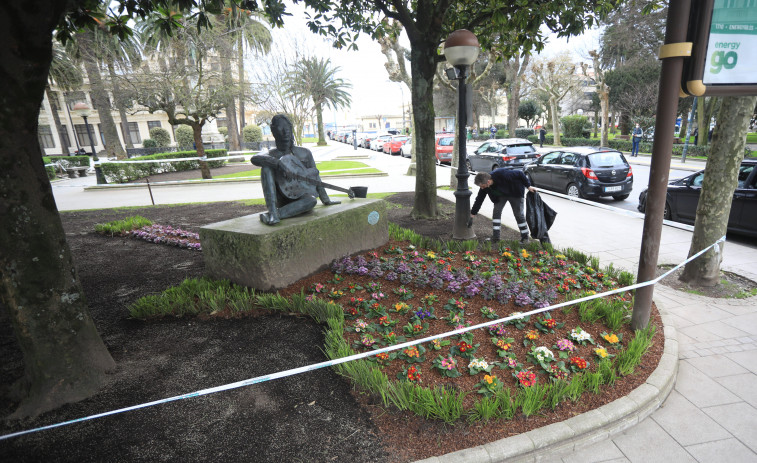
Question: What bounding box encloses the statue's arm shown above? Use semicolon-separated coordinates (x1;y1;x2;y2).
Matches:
251;153;280;169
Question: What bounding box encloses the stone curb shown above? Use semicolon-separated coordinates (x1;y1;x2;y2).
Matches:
414;295;677;463
81;171;388;190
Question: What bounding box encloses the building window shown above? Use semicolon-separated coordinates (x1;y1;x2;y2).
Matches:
147;121;162;131
38;125;55;149
127;122;142;144
216;117;227;128
58;125;71;151
75;124;97;147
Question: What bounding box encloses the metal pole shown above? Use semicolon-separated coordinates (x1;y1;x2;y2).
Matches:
453;65;476;240
146;178;155;205
83;115;107;185
681;97;697;163
632;0;691;329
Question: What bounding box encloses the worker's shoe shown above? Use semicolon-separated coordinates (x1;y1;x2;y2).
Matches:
519;234;529;245
491;230;500;243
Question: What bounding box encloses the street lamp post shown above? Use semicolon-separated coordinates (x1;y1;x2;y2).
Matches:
444;29;479;240
72;102;107;184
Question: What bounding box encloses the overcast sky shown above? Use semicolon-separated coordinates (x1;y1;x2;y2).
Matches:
259;3;603;125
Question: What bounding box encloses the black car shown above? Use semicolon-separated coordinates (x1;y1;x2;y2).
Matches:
467;138;539;172
637;159;757;238
524;147;633;200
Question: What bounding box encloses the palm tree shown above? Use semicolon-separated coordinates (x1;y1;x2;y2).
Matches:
47;43;83;154
286;57;352;146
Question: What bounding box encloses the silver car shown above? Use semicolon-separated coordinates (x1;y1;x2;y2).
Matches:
466;138;539;172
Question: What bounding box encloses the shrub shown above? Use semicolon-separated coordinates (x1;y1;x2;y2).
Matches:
218;126;228;139
527;135;554;145
149;127;171;147
561;115;589;139
515;128;535;139
99;149;227;183
142;138;157;148
243;124;263;142
175;125;195;148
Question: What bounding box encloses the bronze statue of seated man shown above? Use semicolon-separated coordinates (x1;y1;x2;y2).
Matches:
251;114;340;225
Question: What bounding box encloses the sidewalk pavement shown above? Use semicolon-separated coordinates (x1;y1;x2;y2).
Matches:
52;145;757;462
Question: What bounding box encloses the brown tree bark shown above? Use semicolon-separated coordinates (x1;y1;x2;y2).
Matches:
191;122;212;179
0;0;115;419
679;95;756;286
107;61;133;150
79;31;126;159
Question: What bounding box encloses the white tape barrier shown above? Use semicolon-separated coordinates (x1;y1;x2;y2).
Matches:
93;154;255;165
0;235;725;441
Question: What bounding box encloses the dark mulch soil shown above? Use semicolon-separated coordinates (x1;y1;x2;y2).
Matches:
656;265;757;299
0;189;662;463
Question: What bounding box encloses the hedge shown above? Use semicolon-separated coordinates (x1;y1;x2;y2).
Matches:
99;149;227;183
514;128;535;139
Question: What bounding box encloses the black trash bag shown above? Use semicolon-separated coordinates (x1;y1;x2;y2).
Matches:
526;191;557;241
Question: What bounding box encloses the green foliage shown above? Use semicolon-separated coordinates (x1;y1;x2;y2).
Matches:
518;100;542;128
519;382;549;416
527;134;554;145
94;215;152;236
615;325;656;376
175;125;195;148
99;149;227;183
514;128;535;139
217;127;228;138
242;124;263;142
149;127;171;147
142;138;157;148
561;115;590;138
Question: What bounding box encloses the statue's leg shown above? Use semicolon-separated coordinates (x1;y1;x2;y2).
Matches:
278;195;317;219
259;167;281;225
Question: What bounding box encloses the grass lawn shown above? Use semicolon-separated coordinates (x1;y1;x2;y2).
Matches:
208;160;382;180
747;132;757;144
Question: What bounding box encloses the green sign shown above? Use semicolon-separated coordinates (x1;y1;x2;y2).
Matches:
703;0;757;85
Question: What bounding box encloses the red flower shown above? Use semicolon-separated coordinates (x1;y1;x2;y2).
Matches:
458;341;471;352
570;356;588;369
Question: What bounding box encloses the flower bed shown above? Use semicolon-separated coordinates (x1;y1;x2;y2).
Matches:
129;224;202;250
282;235;657;422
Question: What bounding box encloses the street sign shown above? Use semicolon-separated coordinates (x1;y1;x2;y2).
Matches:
682;0;757;96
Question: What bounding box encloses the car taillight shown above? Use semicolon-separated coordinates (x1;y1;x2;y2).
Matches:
501;156;515;162
581;167;599;180
627;166;633;178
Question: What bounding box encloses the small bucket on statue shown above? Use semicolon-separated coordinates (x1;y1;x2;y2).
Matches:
351;186;368;198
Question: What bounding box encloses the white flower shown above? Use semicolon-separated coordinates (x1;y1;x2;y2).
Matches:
468;358;489;370
532;346;554;361
570;327;593;341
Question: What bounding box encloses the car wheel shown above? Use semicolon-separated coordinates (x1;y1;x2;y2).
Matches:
566;183;583;198
466;160;473;172
664;202;672;220
612;194;630;201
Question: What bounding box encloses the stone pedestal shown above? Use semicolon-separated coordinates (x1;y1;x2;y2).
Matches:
200;198;388;291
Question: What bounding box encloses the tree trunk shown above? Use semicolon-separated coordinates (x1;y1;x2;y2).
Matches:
316;104;326;146
1;0;116;419
79;31;126;159
550;97;561;146
680;95;756;285
237;34;246;136
600;91;609;147
696;96;707;147
221;53;240;151
107;61;133;150
192;122;212;179
610;110;617;134
507;95;519;138
45;86;67;154
410;42;439;219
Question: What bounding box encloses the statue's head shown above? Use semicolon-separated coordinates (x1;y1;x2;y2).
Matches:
271;114;294;152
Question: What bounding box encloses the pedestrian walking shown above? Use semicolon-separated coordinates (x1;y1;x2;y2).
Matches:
539;127;546;148
631;123;643;157
471;168;535;244
692;127;698;145
490;125;497;139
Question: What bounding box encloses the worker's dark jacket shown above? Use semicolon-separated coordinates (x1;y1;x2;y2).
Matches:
471;168;531;215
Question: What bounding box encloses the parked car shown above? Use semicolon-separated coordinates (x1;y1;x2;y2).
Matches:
383;135;410;155
637;159;757;238
370;134;393;151
435;133;454;165
400;140;412;158
467;138;539;172
523;147;633;200
359;131;378;148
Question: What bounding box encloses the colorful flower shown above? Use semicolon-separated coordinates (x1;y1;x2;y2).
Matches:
515;370;537;387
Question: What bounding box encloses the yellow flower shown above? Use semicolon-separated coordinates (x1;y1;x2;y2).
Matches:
603;334;619;344
426;251;436;259
502;251;512;259
595;348;608;358
521;249;530;259
484;374;495;384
